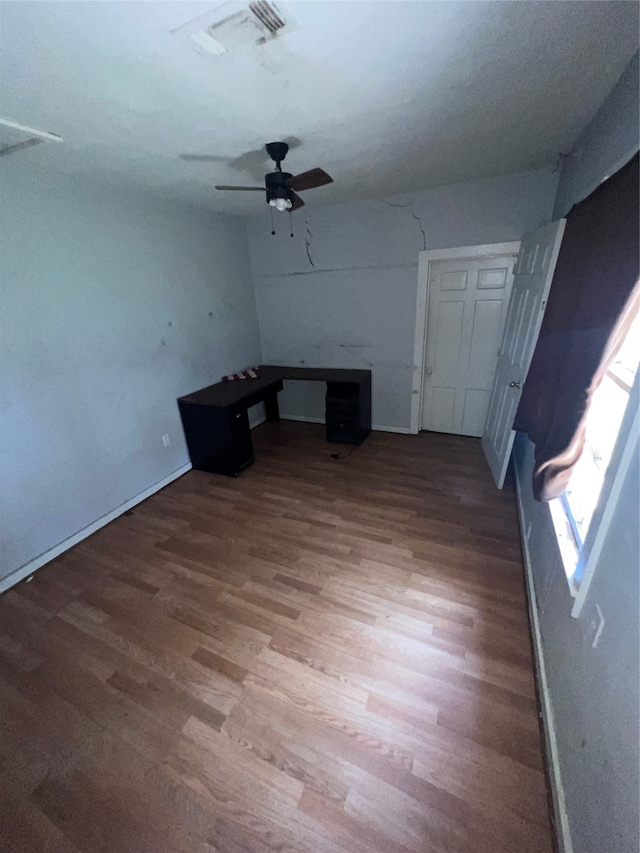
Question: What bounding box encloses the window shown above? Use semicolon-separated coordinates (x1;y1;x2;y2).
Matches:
550;307;640;588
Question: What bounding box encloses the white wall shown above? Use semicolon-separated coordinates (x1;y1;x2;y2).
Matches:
247;169;558;429
554;50;639;218
514;52;639;853
515;430;639;853
0;165;261;583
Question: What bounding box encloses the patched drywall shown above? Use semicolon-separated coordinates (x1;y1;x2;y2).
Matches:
247;169;558;429
0;165;261;581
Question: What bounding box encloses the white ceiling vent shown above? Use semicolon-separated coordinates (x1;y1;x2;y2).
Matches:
249;1;286;35
171;1;294;58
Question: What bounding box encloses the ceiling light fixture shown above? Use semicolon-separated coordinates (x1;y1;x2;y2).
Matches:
269;196;292;212
214;141;333;230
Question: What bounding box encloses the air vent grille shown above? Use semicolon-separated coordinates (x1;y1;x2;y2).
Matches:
172;1;294;58
249;1;286;34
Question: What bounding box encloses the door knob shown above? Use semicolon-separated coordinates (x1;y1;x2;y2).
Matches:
509;381;521;389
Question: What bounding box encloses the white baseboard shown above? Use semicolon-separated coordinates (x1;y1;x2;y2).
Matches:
2;416;412;594
0;463;192;596
514;466;573;853
280;414;412;434
372;424;412;434
281;414;326;425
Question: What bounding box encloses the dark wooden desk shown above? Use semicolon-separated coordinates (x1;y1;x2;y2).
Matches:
177;364;372;477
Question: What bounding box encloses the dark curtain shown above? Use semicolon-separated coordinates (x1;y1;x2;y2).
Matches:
514;153;639;501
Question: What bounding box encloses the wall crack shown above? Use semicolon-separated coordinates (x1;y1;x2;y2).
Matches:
411;205;427;251
379;200;427;251
304;219;315;268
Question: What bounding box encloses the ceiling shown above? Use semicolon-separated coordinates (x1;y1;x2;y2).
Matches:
0;1;637;215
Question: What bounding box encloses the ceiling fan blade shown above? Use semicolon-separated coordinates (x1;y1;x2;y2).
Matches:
286;168;333;192
289;192;305;211
214;185;264;191
179;154;226;162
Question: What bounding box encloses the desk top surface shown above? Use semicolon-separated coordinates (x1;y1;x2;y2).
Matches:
178;364;371;408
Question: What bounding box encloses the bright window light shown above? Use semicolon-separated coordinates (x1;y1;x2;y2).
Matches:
550;307;640;585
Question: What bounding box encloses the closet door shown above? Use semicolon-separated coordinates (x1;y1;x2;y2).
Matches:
482;219;566;488
421;253;517;436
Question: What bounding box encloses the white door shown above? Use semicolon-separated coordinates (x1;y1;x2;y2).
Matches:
482;219;566;488
421;253;518;436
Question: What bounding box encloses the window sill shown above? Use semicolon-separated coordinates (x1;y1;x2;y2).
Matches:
548;498;580;596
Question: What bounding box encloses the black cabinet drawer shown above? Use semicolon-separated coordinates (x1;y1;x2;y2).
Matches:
326;418;364;445
327;399;360;414
325;379;369;445
326;415;357;428
229;408;254;475
178;402;254;477
327;408;358;420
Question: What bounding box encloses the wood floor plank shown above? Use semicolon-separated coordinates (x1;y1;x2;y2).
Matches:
0;424;553;852
191;647;249;684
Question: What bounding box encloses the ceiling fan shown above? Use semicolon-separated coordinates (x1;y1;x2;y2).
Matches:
215;141;333;212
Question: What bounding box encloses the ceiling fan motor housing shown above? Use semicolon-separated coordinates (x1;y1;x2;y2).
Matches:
265;170;293;204
265;141;289;168
214;140;330;213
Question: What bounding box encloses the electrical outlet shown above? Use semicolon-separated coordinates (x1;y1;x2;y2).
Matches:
162;434;170;447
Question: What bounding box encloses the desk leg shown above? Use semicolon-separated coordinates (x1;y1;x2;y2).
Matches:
265;391;280;422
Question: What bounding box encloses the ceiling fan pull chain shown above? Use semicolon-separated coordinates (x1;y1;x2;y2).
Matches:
289;211;294;238
270;206;276;236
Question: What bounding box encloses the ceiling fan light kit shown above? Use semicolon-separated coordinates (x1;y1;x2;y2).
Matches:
215;141;333;230
269;196;292;212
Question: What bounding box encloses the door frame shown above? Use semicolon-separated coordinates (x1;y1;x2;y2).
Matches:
410;242;521;435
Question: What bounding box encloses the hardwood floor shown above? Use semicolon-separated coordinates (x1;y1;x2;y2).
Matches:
0;422;554;853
